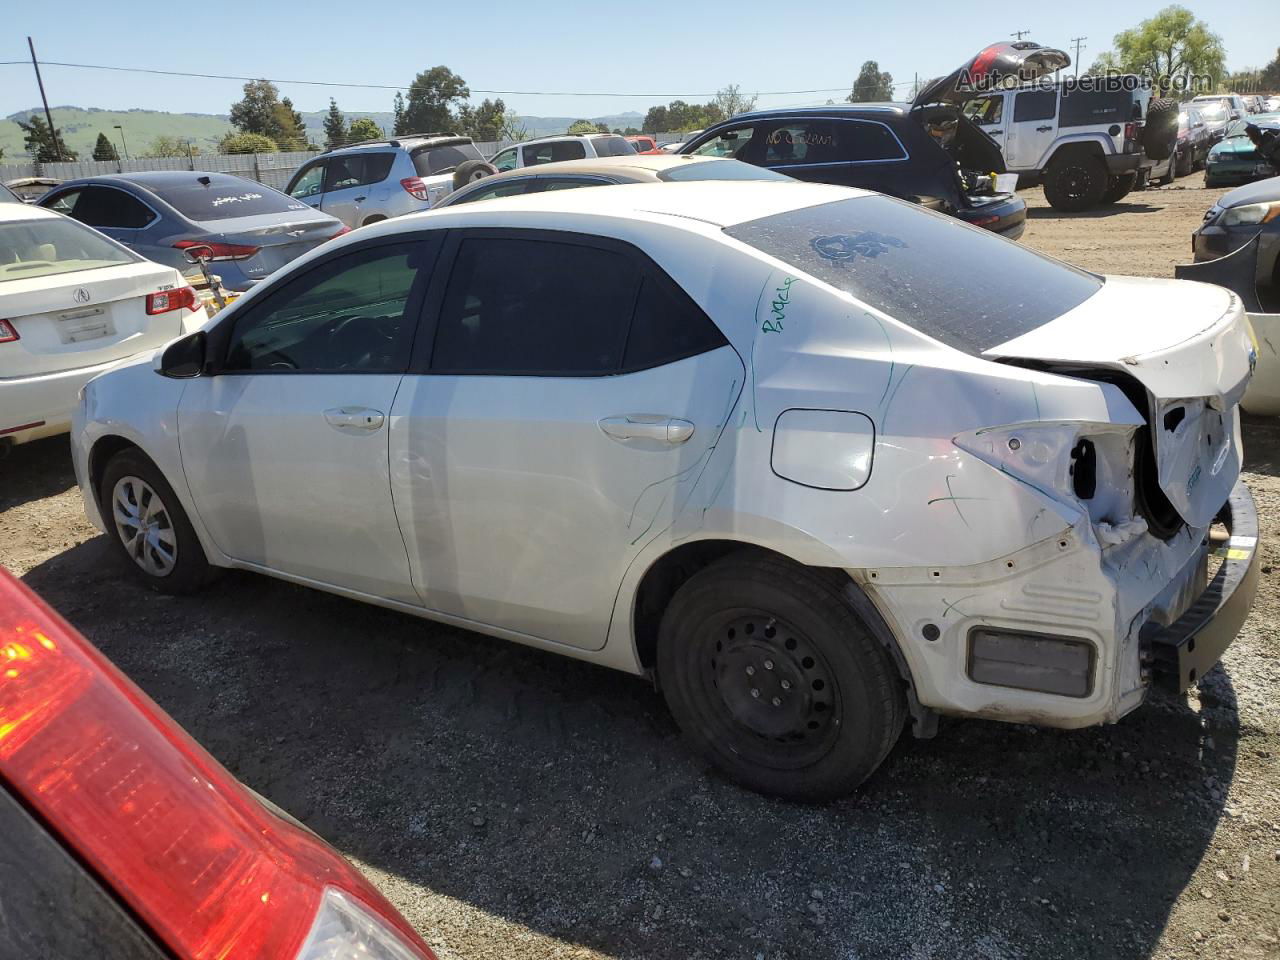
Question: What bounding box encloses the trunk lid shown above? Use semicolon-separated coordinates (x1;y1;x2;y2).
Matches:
912;41;1070;109
196;212;341;281
1;261;190;378
985;276;1254;528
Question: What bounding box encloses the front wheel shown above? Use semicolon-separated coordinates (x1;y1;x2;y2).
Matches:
657;553;905;801
1043;154;1108;211
100;448;213;594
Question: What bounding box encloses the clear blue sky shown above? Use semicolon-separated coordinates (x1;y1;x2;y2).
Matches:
2;1;1277;120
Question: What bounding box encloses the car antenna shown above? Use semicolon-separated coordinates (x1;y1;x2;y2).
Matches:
197;175;211;186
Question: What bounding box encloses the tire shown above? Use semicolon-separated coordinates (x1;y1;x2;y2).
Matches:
656;552;906;801
1043;153;1109;211
100;448;213;594
1142;97;1179;163
451;159;498;191
1100;171;1137;204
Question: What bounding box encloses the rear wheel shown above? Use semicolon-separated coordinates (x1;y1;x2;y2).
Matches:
1043;153;1108;211
100;449;213;594
656;553;905;801
1100;171;1137;204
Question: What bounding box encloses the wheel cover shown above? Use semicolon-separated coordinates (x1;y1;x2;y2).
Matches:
697;612;842;769
1060;164;1092;201
112;476;178;577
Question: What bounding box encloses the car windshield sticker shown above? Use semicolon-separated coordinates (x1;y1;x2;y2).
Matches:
810;233;906;262
210;192;265;207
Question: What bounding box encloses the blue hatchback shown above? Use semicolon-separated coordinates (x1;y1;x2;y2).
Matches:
38;172;346;291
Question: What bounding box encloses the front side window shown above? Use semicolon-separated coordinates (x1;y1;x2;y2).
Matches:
964;96;1005;126
689;126;756;160
288;163;326;199
224;243;424;372
1013;91;1057;123
0;217;138;282
724;195;1102;355
491;148;518;172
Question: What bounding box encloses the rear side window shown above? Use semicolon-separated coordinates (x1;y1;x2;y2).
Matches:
592;136;636;157
1013;91;1056;122
446;179;542;205
323;153;395;191
763;120;906;166
412;143;485;176
64;186;155;229
148;177;310;222
430;235;725;375
522;141;587;165
1059;90;1135;128
724;194;1102;354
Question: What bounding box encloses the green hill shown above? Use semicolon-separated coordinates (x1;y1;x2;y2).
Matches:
2;107;233;161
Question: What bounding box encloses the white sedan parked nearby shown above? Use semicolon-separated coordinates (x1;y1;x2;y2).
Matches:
1;204;205;451
71;182;1258;799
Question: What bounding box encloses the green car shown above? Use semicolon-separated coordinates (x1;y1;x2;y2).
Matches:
1205;113;1280;187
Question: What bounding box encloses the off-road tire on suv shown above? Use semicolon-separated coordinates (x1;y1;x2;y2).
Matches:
1043;152;1109;211
656;552;906;800
1142;98;1180;164
100;448;214;595
452;159;498;191
1100;171;1138;204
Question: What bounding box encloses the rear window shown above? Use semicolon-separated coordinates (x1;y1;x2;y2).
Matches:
412;142;485;176
148;177;311;222
0;216;138;282
592;136;637;157
657;160;792;182
724;195;1102;354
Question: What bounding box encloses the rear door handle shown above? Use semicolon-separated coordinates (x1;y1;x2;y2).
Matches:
1036;125;1053;132
353;196;366;202
599;415;694;444
324;406;385;432
989;130;1003;135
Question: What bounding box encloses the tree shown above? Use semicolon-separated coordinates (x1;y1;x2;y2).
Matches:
714;83;757;119
1225;69;1262;94
219;131;278;155
148;135;196;158
1085;51;1122;76
273;96;307;150
92;132;119;161
17;114;76;162
347;117;383;142
393;91;407;136
456;98;514;141
402;66;469;134
594;122;611;134
643;105;670;132
230;79;284;137
567;119;597;135
1262;48;1280;90
323;98;347;149
848;61;895;102
1102;6;1226;95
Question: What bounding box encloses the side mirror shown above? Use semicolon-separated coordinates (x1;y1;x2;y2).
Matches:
158;331;207;379
181;244;215;265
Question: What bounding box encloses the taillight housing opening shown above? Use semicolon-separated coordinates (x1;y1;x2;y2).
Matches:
145;286;199;315
0;319;18;343
400;177;430;202
330;225;352;239
173;240;261;261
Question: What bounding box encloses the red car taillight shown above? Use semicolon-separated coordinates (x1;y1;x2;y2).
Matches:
330;225;352;238
145;286;199;315
173;240;261;261
1124;122;1137;141
0;571;436;960
0;319;18;343
399;177;430;201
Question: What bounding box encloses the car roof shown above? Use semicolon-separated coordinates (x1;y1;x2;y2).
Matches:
325;134;472;155
726;103;910;122
516;132;628;146
417;179;867;229
57;171;254;191
473;154;735;181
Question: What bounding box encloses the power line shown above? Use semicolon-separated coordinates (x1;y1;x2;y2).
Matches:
1011;29;1032;41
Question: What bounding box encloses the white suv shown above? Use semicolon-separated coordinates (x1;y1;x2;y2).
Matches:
71;182;1258;800
489;133;637;172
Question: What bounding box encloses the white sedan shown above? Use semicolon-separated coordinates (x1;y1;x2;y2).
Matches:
71;181;1258;799
1;203;205;451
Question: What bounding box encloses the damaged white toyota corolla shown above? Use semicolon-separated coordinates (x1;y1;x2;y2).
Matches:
71;181;1260;800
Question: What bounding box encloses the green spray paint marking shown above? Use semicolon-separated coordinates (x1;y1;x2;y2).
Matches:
761;276;795;334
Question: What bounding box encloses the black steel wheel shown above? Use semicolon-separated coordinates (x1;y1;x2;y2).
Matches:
657;552;905;800
1043;153;1108;211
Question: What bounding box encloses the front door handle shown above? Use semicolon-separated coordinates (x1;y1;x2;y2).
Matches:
599;414;695;444
1036;125;1052;132
353;196;366;202
324;406;385;432
988;130;1003;135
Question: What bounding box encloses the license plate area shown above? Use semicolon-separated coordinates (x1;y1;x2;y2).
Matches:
56;306;113;344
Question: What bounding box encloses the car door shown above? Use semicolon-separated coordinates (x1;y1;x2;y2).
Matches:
285;160;328;211
319;153;394;227
963;93;1010;153
178;236;439;602
1006;89;1058;169
389;229;745;650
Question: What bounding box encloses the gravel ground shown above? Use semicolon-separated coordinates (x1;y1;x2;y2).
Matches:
2;180;1278;960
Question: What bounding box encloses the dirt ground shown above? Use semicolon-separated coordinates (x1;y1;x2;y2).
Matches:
2;181;1278;960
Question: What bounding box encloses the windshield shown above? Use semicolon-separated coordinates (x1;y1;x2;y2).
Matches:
412;142;485;175
724;195;1103;355
149;177;312;222
1198;102;1229;121
658;160;793;182
0;216;138;282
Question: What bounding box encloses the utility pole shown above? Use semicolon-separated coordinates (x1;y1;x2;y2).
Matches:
113;124;130;161
1011;29;1032;41
1070;36;1088;77
27;36;63;162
